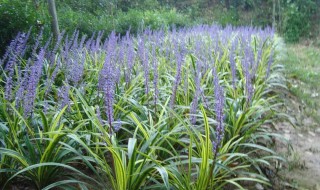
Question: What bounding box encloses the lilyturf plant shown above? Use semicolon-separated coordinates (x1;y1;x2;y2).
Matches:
0;25;284;189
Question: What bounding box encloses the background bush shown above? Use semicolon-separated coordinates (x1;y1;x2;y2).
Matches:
0;0;38;55
282;0;316;42
1;0;320;56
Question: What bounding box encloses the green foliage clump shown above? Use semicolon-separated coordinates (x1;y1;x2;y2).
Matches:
116;9;189;34
57;6;112;35
282;0;316;42
216;7;240;26
0;0;37;55
58;7;190;36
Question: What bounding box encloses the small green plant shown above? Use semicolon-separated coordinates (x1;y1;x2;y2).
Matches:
0;105;96;189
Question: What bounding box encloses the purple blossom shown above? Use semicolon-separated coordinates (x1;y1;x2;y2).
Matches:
44;35;52;53
170;41;185;108
3;49;17;101
1;36;18;67
96;106;104;125
4;75;13;101
104;68;115;131
52;31;65;54
212;68;225;157
58;83;70;110
85;32;95;51
252;42;263;76
98;32;118;132
190;76;200;125
32;28;44;58
125;36;136;85
113;119;121;132
118;41;126;83
266;50;274;79
230;38;238;89
15;61;31;106
152;44;159;108
241;40;255;105
15;29;31;59
66;52;84;85
23;48;45;116
50;31;65;65
71;30;80;50
138;37;150;95
79;35;87;50
1;30;30;68
94;31;104;51
190;60;201;125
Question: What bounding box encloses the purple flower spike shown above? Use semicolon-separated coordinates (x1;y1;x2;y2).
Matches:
58;83;70;110
212;68;225;157
24;48;45;116
104;68;115;131
66;52;84;86
125;37;135;85
152;45;159;107
98;32;118;132
170;41;185;109
266;50;274;79
138;37;150;95
241;43;254;105
96;106;104;126
15;61;31;106
114;119;121;132
190;60;201;125
230;38;238;89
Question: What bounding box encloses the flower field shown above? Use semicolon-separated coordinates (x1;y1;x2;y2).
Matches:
0;25;284;189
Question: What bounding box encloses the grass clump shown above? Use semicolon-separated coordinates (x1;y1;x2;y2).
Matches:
281;44;320;124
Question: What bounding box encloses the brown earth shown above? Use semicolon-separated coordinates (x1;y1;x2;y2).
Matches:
272;88;320;190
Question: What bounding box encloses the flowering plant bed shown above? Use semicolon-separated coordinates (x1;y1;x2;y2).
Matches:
0;25;284;189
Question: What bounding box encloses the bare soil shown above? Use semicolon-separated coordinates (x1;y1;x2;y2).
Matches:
273;88;320;190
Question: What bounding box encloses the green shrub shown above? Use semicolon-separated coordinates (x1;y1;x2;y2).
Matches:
0;0;36;55
115;8;190;34
58;6;113;36
282;0;316;42
58;7;190;36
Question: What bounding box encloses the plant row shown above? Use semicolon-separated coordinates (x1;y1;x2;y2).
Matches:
0;25;284;189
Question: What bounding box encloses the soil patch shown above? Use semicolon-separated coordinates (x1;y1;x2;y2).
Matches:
273;87;320;190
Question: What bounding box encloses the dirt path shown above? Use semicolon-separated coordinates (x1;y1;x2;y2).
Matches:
274;79;320;190
268;41;320;190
